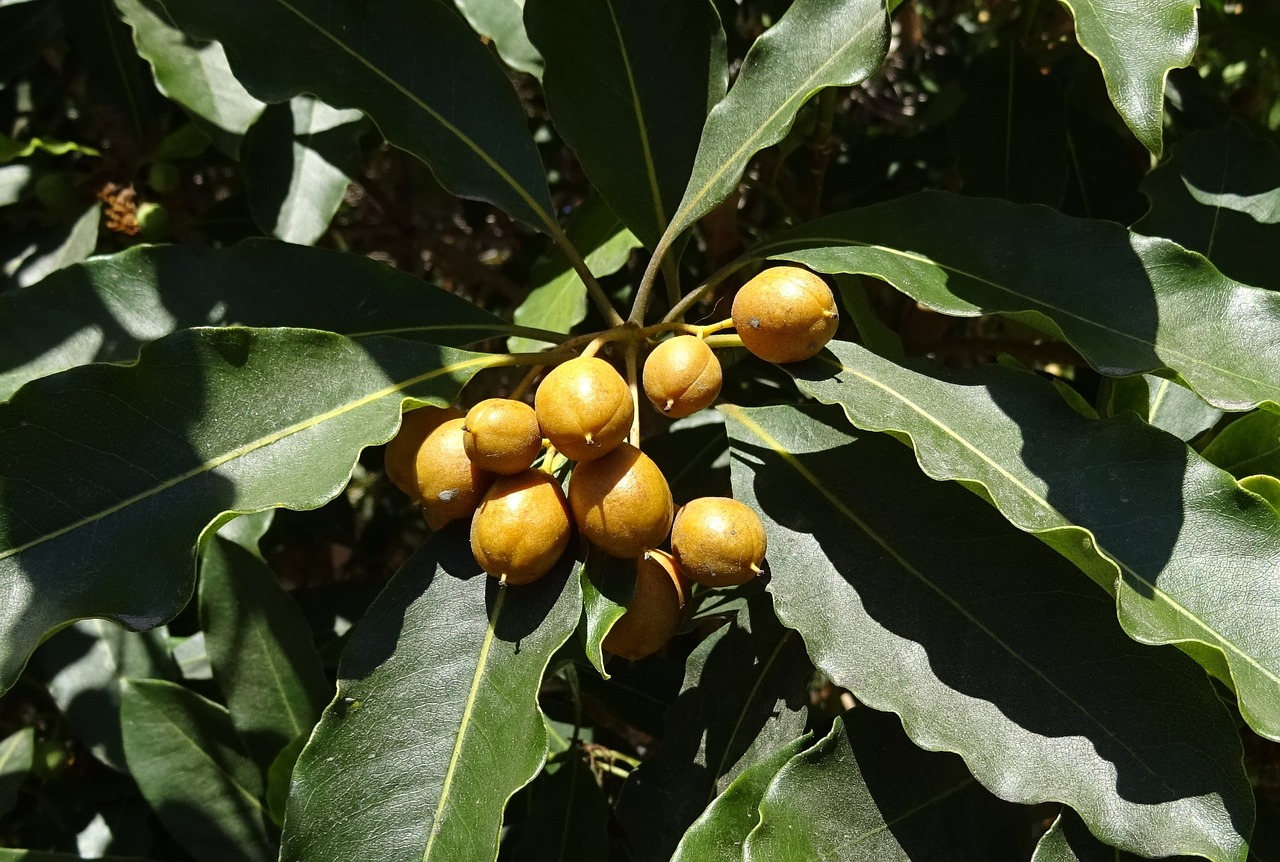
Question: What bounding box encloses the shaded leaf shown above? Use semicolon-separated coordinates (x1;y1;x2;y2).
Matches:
616;594;811;862
0;1;60;85
454;0;543;78
266;731;307;826
170;632;210;681
513;748;609;862
0;727;34;817
0;241;514;400
158;0;557;231
1104;373;1222;442
244;96;366;245
1031;807;1201;862
0;329;503;692
120;678;273;862
1203;410;1280;480
1;204;100;289
657;0;888;256
579;546;633;678
526;0;726;249
113;0;265;157
199;535;330;770
724;403;1252;862
784;341;1280;740
33;619;175;771
645;410;731;505
1058;0;1197;157
760;191;1280;410
1135;121;1280;292
671;732;812;862
0;852;151;862
280;531;582;862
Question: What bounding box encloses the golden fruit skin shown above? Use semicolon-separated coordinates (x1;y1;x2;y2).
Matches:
731;266;839;363
385;405;464;498
642;336;723;419
471;470;572;585
535;357;633;462
463;398;543;475
671;497;767;586
603;551;688;660
416;418;494;521
568;443;674;558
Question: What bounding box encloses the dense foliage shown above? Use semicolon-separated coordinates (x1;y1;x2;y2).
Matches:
0;0;1279;860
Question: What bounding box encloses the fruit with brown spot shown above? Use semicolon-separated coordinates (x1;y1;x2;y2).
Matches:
384;405;464;498
642;335;723;418
535;357;633;462
463;398;543;475
568;443;673;558
731;266;838;363
671;497;767;586
415;417;494;522
471;470;572;585
602;550;688;660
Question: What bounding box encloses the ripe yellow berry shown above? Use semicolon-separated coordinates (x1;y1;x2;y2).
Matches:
535;357;633;462
416;417;494;522
642;335;723;419
603;550;688;661
471;470;572;585
671;497;767;586
463;398;543;475
568;443;673;559
384;405;464;498
731;266;839;363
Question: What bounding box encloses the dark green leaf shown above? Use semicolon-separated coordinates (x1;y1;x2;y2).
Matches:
616;594;811;862
170;632;210;680
724;403;1252;862
657;0;888;255
0;329;502;692
113;0;265;157
1104;374;1222;442
280;531;582;862
760;191;1280;410
783;341;1280;740
157;0;556;231
1135;121;1280;292
454;0;543;78
244;96;366;245
120;678;273;862
0;727;34;817
671;732;812;862
513;749;609;862
0;241;515;400
645;410;731;505
266;731;307;826
34;620;175;770
834;275;903;360
1;204;100;290
0;1;60;85
579;546;633;678
1202;410;1280;480
526;0;726;249
743;709;1031;860
1057;0;1197;157
199;535;330;770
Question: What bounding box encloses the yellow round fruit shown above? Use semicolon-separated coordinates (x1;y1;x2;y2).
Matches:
731;266;839;363
534;357;633;462
385;405;464;498
463;398;543;475
416;417;494;522
671;497;767;586
603;550;688;661
568;443;673;558
642;335;723;419
471;470;572;585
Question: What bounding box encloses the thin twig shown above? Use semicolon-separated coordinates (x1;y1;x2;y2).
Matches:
548;223;624;327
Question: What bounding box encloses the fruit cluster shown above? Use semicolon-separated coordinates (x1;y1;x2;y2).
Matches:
385;266;837;659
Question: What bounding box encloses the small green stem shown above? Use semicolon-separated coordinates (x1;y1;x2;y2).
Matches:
629;235;674;325
703;333;744;349
662;253;754;324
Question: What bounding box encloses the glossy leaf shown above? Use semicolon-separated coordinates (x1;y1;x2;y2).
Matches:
1104;374;1222;442
760;191;1280;411
743;709;1031;861
513;749;609;862
455;0;543;78
113;0;265;157
784;340;1280;740
616;595;811;862
243;96;366;245
279;531;582;862
1135;121;1280;292
0;241;514;400
157;0;557;231
33;620;175;770
2;204;100;290
724;403;1252;862
658;0;888;254
1058;0;1197;157
1203;410;1280;480
0;328;502;693
0;727;34;817
199;535;330;769
579;547;633;678
1032;808;1201;862
120;678;273;862
671;732;812;862
526;0;726;249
